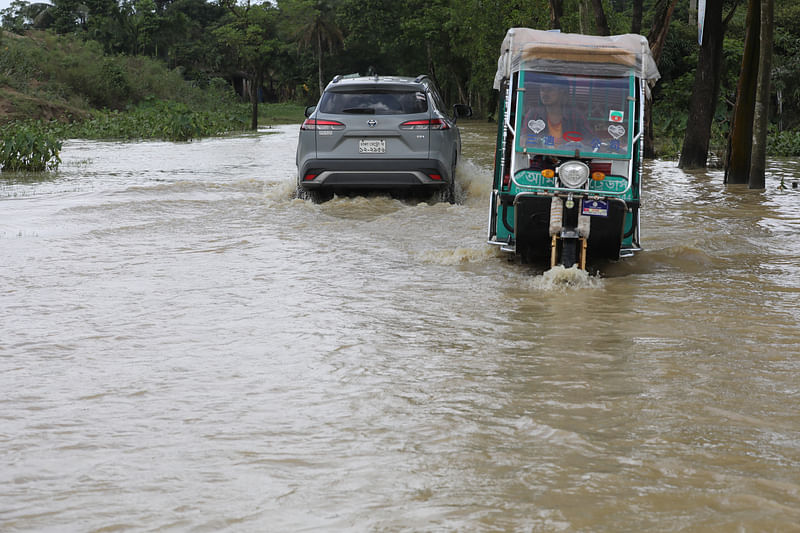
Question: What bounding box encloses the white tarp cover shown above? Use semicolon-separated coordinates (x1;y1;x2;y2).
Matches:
493;28;660;90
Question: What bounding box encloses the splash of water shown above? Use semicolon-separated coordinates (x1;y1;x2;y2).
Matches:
417;246;502;265
455;159;492;205
263;178;298;204
526;265;604;291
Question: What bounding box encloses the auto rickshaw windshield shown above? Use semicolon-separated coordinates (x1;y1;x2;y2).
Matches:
516;72;634;159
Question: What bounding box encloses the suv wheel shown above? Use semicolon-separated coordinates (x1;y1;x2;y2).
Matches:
440;154;457;204
309;189;334;203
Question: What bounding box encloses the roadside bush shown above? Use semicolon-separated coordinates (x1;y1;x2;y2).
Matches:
0;121;62;171
60;99;248;141
768;128;800;156
97;59;131;107
123;55;189;104
58;50;132;109
0;34;44;89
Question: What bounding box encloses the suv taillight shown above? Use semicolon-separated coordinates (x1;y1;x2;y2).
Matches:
301;119;345;131
399;119;449;130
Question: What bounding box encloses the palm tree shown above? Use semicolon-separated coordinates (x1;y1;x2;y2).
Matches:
296;1;343;96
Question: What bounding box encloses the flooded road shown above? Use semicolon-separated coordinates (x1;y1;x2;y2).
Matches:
2;123;799;532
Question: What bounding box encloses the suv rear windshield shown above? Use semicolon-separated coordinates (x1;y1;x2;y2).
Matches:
319;89;428;115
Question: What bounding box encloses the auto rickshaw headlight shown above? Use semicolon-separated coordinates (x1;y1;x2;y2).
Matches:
558;161;590;188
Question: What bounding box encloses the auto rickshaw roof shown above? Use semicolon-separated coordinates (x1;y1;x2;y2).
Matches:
494;28;660;91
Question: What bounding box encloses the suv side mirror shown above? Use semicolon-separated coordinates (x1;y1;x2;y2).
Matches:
304;105;317;118
453;104;473;120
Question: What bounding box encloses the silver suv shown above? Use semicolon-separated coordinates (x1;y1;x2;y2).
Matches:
296;74;472;203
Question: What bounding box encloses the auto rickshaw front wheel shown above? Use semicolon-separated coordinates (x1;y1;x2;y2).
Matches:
561;238;578;268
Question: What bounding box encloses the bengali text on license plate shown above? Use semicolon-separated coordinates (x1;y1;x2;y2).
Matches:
359;139;386;154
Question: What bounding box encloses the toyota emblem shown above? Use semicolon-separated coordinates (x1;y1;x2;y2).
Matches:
367;119;377;128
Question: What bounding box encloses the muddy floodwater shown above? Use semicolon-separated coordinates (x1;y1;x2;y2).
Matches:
2;123;799;532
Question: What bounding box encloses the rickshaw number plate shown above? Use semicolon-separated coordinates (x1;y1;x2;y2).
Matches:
582;199;609;217
359;139;386;153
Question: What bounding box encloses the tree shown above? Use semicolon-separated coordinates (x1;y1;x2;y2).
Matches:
725;0;761;184
121;0;160;55
631;0;643;34
157;0;227;74
644;0;680;158
770;1;800;132
548;0;563;30
215;0;280;129
291;0;343;96
590;0;610;35
49;0;89;33
1;1;31;32
648;0;680;62
747;0;774;188
678;0;732;169
0;1;57;32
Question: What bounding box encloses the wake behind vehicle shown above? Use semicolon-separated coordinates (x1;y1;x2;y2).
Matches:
297;74;472;203
488;29;660;269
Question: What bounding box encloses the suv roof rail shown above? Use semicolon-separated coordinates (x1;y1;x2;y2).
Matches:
414;74;428;83
332;73;361;83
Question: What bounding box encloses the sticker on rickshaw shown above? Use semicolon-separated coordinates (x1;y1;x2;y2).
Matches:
528;119;545;133
608;125;625;139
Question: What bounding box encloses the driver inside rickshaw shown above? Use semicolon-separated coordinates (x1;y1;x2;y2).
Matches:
522;78;590;150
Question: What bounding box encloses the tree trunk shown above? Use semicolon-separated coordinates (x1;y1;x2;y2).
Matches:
548;0;563;30
590;0;610;36
679;0;725;169
250;70;262;131
748;0;773;189
725;0;760;184
648;0;680;63
632;0;643;34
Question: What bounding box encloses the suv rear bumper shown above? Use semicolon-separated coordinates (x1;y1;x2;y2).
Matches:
298;159;449;190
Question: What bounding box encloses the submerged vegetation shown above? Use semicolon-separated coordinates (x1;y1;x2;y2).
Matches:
0;120;62;171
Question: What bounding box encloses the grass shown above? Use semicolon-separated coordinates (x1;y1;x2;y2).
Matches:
258;102;306;125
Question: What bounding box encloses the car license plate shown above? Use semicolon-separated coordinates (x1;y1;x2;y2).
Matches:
359;139;386;154
582;199;608;217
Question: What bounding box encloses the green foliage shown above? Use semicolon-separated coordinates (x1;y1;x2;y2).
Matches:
40;35;134;108
773;2;800;130
4;0;800;154
0;0;35;33
0;120;62;171
0;32;44;90
59;91;249;142
768;128;800;156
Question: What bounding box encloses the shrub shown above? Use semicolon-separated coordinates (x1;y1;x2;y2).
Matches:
59;99;248;141
0;121;63;172
768;128;800;156
0;34;44;90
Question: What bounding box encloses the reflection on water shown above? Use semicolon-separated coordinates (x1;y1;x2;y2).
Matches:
1;123;799;531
